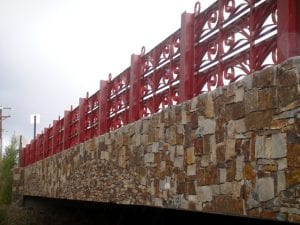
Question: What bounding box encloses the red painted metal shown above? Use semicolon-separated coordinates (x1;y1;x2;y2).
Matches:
69;106;79;148
53;117;64;154
277;0;300;63
36;134;44;161
140;29;181;116
99;80;110;135
63;110;71;149
109;68;130;130
129;55;142;122
20;0;300;167
79;97;87;143
193;0;277;93
179;12;195;102
84;91;100;140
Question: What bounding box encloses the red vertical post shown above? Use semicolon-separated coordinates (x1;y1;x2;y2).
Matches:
30;140;36;164
43;128;48;157
277;0;300;63
49;126;54;156
129;54;142;123
179;12;195;102
52;120;58;154
99;80;110;135
63;110;71;150
26;145;30;166
39;134;43;160
79;97;87;143
35;134;40;161
40;133;44;160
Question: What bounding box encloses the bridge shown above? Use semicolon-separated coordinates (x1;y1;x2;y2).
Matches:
12;0;300;223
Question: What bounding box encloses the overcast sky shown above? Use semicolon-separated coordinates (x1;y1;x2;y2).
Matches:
0;0;210;151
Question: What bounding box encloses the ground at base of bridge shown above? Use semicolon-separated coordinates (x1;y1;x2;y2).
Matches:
1;197;296;225
0;203;96;225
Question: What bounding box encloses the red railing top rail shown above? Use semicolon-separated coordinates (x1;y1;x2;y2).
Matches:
20;0;300;167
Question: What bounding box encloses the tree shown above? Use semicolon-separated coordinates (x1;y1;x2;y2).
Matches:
0;135;19;204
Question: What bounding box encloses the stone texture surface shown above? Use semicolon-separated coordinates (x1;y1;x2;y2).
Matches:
13;57;300;223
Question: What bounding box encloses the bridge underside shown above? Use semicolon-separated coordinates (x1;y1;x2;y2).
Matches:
22;196;291;225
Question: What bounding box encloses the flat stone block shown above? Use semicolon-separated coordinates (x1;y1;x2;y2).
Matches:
257;177;274;202
197;186;212;202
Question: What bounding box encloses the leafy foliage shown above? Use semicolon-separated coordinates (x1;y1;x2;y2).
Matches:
0;135;19;204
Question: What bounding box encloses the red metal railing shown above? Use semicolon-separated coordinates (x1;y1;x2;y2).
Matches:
20;0;300;167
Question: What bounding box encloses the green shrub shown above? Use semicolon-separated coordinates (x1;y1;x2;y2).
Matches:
0;135;19;204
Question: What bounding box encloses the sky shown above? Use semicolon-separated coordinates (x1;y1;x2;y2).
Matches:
0;0;209;152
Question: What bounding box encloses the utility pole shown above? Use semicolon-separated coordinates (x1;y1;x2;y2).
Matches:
30;114;40;139
0;106;11;159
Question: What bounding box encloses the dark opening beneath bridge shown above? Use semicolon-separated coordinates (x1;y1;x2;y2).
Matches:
23;196;294;225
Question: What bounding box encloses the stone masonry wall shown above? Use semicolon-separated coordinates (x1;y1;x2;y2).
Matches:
13;57;300;223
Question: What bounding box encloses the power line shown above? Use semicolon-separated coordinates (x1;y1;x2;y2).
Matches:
0;106;11;159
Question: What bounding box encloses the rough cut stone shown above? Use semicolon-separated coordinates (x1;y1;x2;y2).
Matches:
219;168;226;184
205;93;215;118
287;168;300;188
234;82;244;103
245;89;258;113
174;156;184;168
257;177;274;202
187;164;196;176
152;142;160;153
278;86;298;107
211;185;220;195
277;171;286;194
232;181;242;198
245;110;272;130
220;182;233;195
100;151;110;160
200;155;209;168
258;88;276;110
271;133;287;158
210;135;217;164
14;58;300;224
197;117;216;136
235;156;244;181
277;158;288;170
176;145;184;156
287;144;300;167
197;186;212;202
144;153;154;163
225;139;236;161
186;147;195;165
253;67;276;88
243;75;253;90
255;135;264;158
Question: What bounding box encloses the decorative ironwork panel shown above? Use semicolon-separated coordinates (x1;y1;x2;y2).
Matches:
69;106;79;148
43;127;53;158
53;118;64;154
85;91;100;140
108;68;130;131
140;29;181;117
194;0;277;93
36;134;44;161
21;0;300;167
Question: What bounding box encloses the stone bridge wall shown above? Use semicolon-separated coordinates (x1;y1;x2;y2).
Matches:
13;57;300;223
